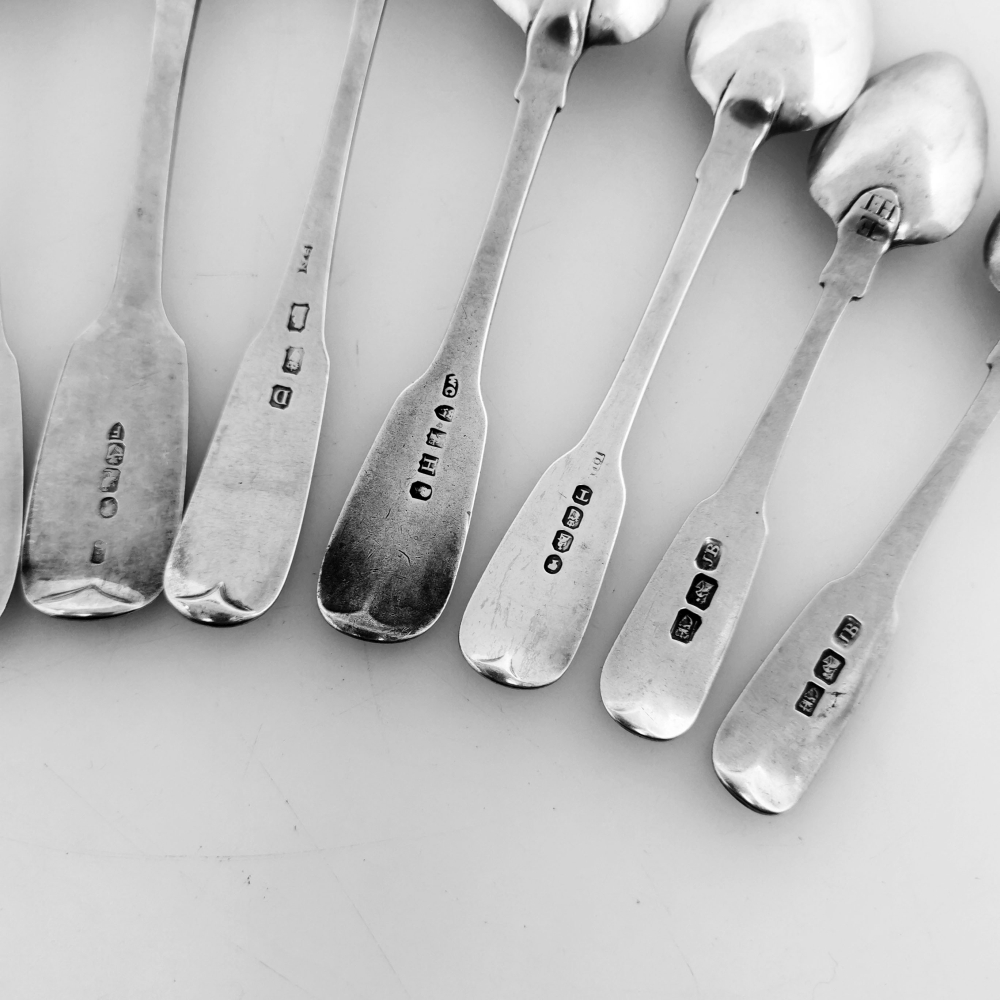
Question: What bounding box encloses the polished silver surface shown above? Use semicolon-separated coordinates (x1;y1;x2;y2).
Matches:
688;0;873;131
163;0;386;626
317;0;665;642
20;0;198;618
714;164;994;820
460;0;872;688
495;0;668;44
601;51;987;737
0;297;22;618
810;53;987;244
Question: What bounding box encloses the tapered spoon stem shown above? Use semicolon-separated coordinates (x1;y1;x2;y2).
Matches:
714;361;1000;814
458;72;783;688
21;0;198;618
164;0;386;625
317;0;590;642
601;188;898;737
111;0;200;312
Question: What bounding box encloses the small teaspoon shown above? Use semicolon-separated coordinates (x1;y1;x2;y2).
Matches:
317;0;669;642
21;0;199;618
712;58;992;815
603;52;989;739
460;0;873;687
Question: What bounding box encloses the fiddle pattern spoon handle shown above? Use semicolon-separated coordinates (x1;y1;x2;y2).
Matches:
458;69;783;688
714;359;1000;814
163;0;386;625
21;0;199;618
600;188;898;735
317;0;591;642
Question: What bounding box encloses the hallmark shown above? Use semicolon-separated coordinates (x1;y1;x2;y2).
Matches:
670;609;702;644
283;347;304;375
834;616;862;646
287;303;310;332
795;682;825;717
814;649;846;685
270;385;293;409
686;573;718;611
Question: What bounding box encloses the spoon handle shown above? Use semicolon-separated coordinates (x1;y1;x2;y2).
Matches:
714;361;1000;814
457;72;786;687
110;0;201;312
317;1;589;642
163;0;386;625
601;189;899;736
21;0;198;617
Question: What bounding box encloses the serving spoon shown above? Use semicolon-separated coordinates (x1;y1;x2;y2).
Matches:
602;53;988;737
20;0;199;617
317;0;669;642
460;0;873;687
716;186;995;815
162;0;386;626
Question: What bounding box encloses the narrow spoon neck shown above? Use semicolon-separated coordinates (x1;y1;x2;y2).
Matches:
277;0;386;312
432;0;589;375
721;188;899;500
856;362;1000;589
586;69;783;448
107;0;199;315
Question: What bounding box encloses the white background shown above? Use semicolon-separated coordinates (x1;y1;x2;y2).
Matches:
1;0;999;996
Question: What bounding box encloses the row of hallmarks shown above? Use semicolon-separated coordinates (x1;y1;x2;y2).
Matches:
409;375;457;502
794;615;863;717
269;295;310;410
668;539;723;644
91;422;126;563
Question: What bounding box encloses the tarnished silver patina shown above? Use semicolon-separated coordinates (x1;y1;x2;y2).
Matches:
0;297;22;618
713;55;990;815
317;0;669;642
460;0;872;688
163;0;386;626
603;53;987;738
21;0;199;617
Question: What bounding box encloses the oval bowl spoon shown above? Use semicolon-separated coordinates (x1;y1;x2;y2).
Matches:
460;0;873;688
316;0;669;643
712;59;992;815
602;52;988;737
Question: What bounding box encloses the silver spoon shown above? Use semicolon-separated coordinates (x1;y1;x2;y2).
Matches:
161;0;386;626
460;0;873;687
316;0;669;642
713;60;991;816
20;0;199;618
602;53;989;737
0;293;22;618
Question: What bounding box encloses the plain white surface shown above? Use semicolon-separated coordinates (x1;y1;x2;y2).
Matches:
1;0;999;996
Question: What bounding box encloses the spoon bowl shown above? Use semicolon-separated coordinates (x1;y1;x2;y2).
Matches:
687;0;873;132
983;207;1000;292
810;52;988;245
494;0;669;45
